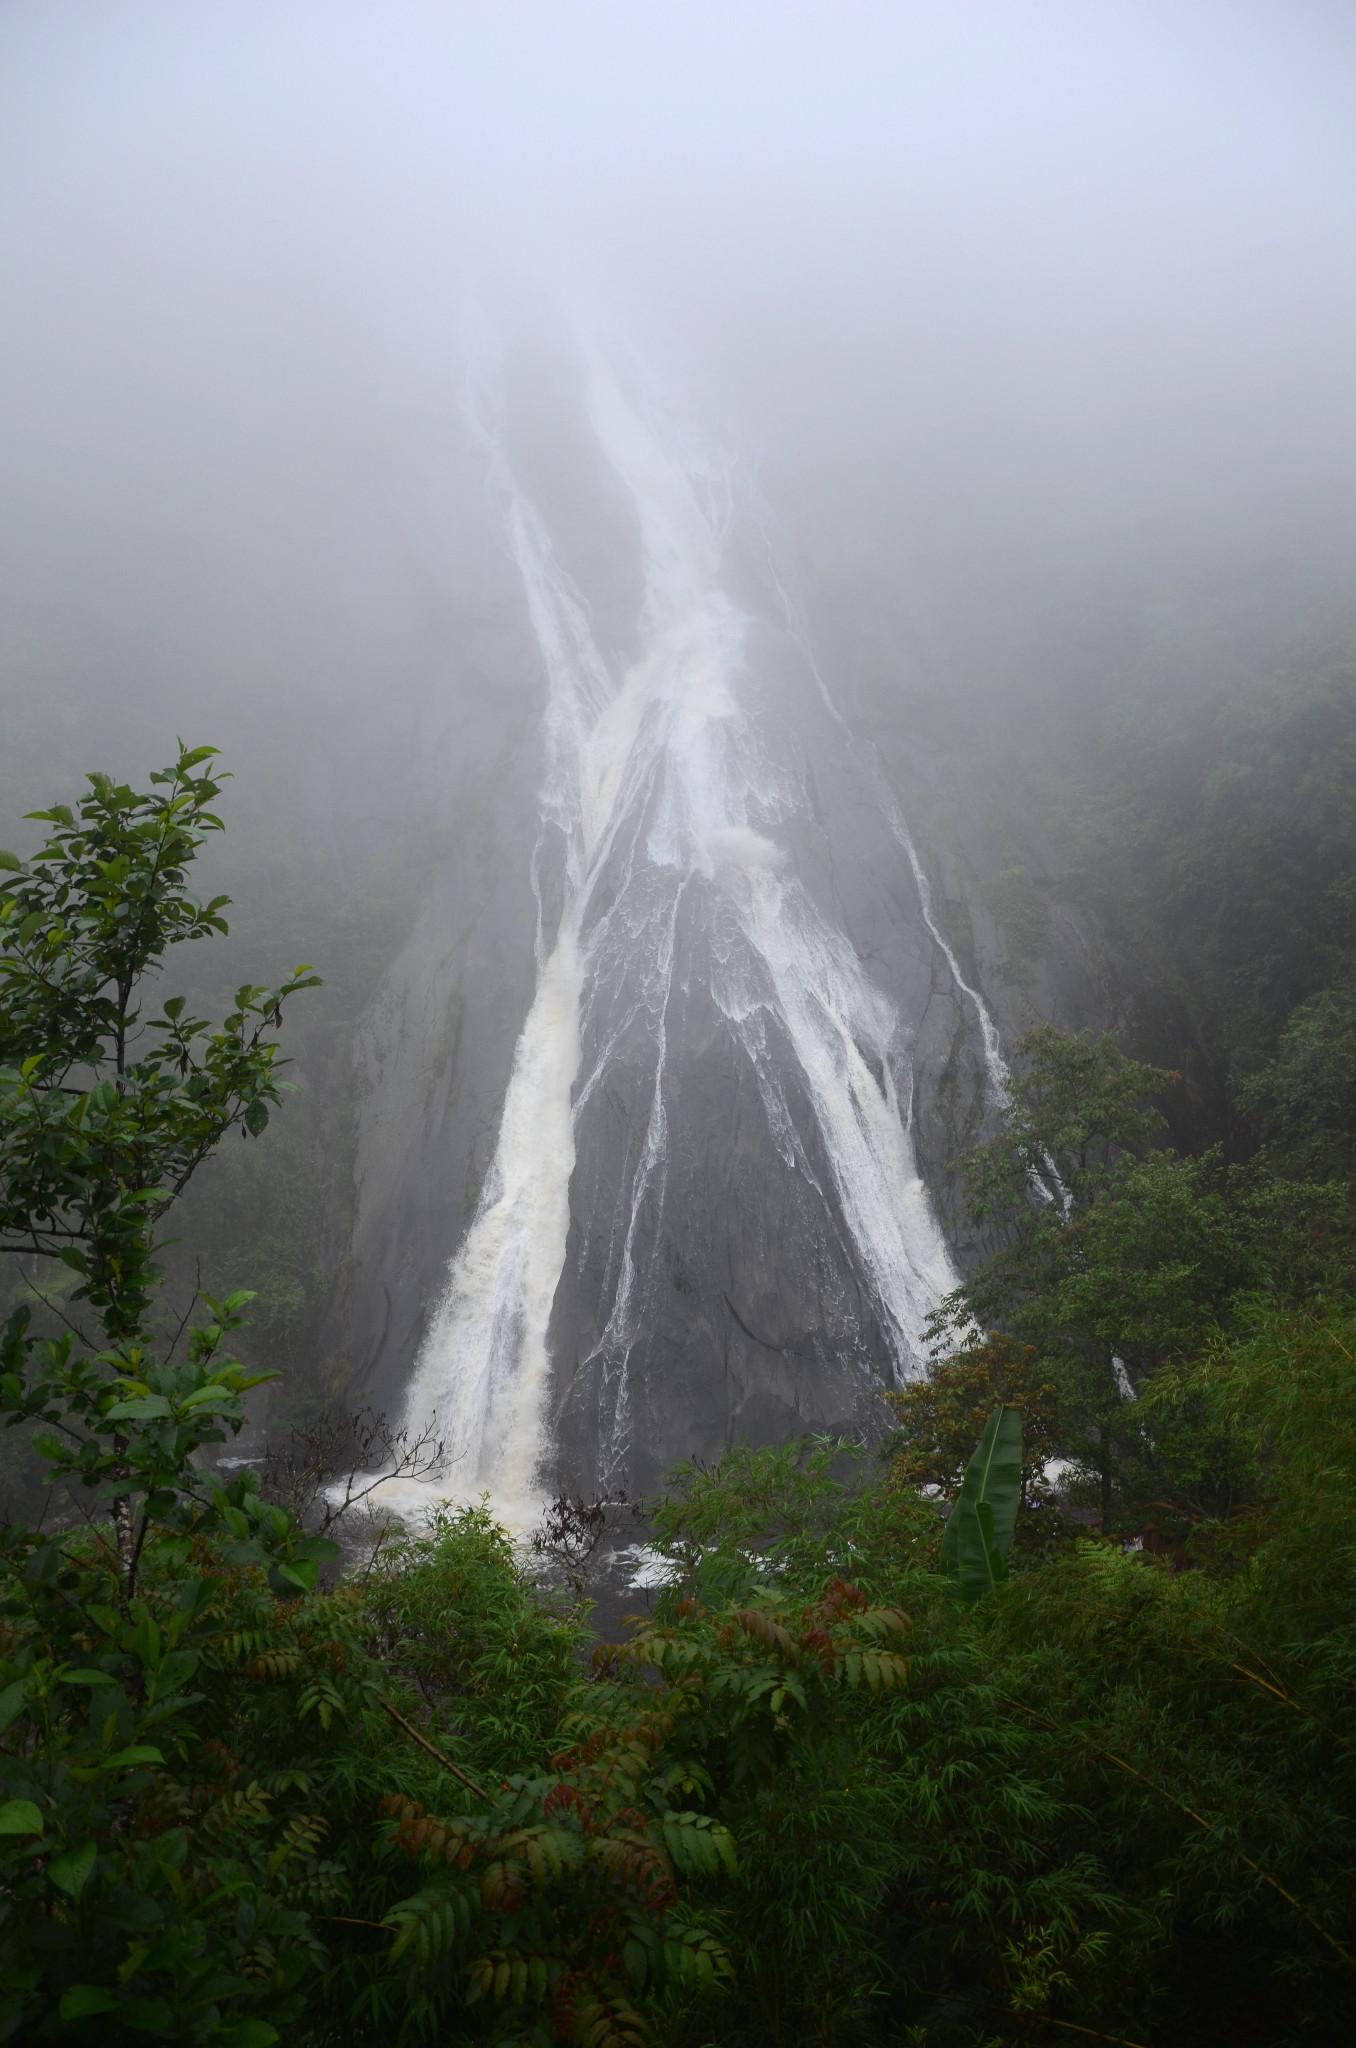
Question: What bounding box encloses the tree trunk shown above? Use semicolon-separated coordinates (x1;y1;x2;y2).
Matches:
113;1433;136;1611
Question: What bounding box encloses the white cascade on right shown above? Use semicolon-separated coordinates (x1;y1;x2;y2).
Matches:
394;330;987;1527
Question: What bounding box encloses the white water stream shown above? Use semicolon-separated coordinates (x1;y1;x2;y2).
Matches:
363;334;1002;1532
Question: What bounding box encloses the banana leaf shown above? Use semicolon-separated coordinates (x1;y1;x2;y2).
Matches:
939;1404;1023;1601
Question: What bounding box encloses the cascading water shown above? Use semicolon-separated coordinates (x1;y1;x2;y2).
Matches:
758;528;1013;1114
375;330;1003;1529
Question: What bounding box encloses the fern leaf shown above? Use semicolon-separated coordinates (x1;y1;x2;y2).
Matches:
245;1651;303;1681
572;1978;650;2048
733;1608;795;1656
385;1884;474;1965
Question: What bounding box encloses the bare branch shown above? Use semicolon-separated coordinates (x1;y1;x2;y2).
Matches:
254;1404;452;1535
17;1276;98;1350
162;1257;202;1366
529;1489;644;1600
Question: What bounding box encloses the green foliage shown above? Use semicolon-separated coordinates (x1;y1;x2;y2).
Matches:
0;1523;344;2044
633;1367;1356;2046
936;1022;1342;1529
938;1407;1022;1600
649;1438;941;1605
361;1502;585;1782
0;745;359;2042
0;1289;341;1597
0;745;320;1603
1242;975;1356;1181
1020;629;1356;1174
378;1713;736;2047
883;1338;1074;1561
0;741;1352;2047
0;746;318;1342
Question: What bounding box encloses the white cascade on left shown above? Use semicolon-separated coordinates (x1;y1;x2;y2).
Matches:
360;329;967;1532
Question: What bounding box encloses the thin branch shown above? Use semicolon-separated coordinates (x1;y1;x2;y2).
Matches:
19;1276;97;1349
67;1498;119;1574
909;1979;1151;2047
1229;1661;1356;1757
374;1695;491;1802
999;1694;1355;1970
0;1230;87;1251
162;1257;202;1366
126;1503;153;1600
317;1433;452;1534
356;1519;395;1587
1039;2018;1151;2048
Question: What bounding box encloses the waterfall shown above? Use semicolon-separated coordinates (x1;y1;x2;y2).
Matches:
377;330;992;1530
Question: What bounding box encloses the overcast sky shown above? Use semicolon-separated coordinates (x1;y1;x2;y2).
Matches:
3;0;1356;745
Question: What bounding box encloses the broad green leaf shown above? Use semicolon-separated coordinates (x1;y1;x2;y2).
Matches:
103;1396;173;1421
0;1681;26;1731
23;1543;62;1585
60;1986;122;2019
133;1614;161;1670
940;1405;1022;1602
217;2022;279;2048
623;1939;648;1989
177;1383;240;1411
49;1841;97;1897
103;1746;163;1769
120;1996;171;2031
269;1559;318;1597
0;1799;43;1835
953;1496;1010;1601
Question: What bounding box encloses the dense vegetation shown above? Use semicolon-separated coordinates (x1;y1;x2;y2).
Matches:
0;743;1351;2048
1011;620;1356;1176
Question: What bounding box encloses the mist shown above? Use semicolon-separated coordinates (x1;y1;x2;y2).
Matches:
7;14;1356;2016
5;1;1356;743
3;0;1356;1481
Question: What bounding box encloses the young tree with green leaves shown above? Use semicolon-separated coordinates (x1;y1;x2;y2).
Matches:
0;745;320;1599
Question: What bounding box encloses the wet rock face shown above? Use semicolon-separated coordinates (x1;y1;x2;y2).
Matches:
548;900;894;1496
338;635;1091;1490
337;761;541;1421
332;353;1106;1500
542;623;989;1495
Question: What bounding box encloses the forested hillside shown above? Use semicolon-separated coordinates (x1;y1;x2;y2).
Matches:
0;661;1351;2044
1047;620;1356;1173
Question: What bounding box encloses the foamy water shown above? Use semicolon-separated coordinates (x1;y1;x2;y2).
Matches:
353;327;1001;1532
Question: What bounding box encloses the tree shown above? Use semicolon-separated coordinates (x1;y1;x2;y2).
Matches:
1240;976;1356;1181
933;1024;1337;1527
883;1336;1070;1556
0;745;319;1597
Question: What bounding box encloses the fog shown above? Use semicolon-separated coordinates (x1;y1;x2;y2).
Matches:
3;1;1356;1464
5;0;1356;761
